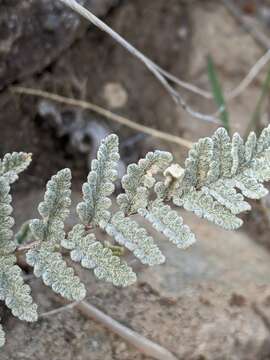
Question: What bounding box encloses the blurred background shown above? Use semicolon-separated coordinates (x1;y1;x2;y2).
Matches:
2;1;270;359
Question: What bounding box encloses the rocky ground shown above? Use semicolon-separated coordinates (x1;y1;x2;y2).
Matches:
2;0;270;359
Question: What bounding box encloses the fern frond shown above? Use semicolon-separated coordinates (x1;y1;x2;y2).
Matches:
62;224;136;287
0;177;37;326
0;255;38;321
105;211;165;266
0;324;5;347
183;137;214;189
117;151;173;214
257;125;270;154
250;149;270;182
231;173;268;199
178;190;243;230
29;168;72;244
0;179;16;255
0;152;32;184
172;125;270;229
202;180;251;215
211;127;232;178
27;243;86;301
138;199;196;248
27;169;86;301
77;134;119;228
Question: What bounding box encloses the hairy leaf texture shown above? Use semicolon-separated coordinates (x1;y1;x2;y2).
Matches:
27;243;86;301
27;169;86;300
202;180;251;215
77;134;119;228
0;152;32;184
0;177;37;336
178;190;243;230
117;150;173;214
172;126;270;229
0;325;5;347
0;178;16;255
183;137;214;189
105;211;165;266
138;199;196;248
250;149;270;182
29;168;72;244
0;255;38;321
62;224;136;287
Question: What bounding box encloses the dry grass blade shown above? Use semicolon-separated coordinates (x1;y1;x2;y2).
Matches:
10;86;193;149
58;0;219;124
77;301;178;360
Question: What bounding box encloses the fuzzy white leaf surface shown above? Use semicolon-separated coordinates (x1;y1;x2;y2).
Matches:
138;199;196;248
63;224;136;287
77;134;119;228
106;211;165;266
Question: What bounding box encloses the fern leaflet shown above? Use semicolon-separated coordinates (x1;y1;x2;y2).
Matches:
117;150;172;214
138;199;196;248
27;169;86;300
0;152;32;184
77;134;119;228
171;126;270;229
62;224;136;287
106;211;165;266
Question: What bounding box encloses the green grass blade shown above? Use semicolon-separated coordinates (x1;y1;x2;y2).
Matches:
207;55;230;134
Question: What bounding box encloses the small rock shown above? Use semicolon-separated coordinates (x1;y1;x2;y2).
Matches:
103;82;128;109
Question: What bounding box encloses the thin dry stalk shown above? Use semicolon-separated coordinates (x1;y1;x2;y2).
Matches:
58;0;219;124
10;86;194;149
77;301;178;360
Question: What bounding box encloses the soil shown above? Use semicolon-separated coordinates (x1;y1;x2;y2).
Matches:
1;0;270;359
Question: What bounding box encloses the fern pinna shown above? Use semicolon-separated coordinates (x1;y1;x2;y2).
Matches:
1;126;270;346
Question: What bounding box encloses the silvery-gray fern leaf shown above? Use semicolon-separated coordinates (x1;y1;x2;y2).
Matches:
170;126;270;230
105;211;165;266
26;169;86;301
77;134;119;228
0;324;5;347
0;152;32;184
138;199;196;249
0;160;37;347
117;150;173;214
62;224;136;287
2;126;270;348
